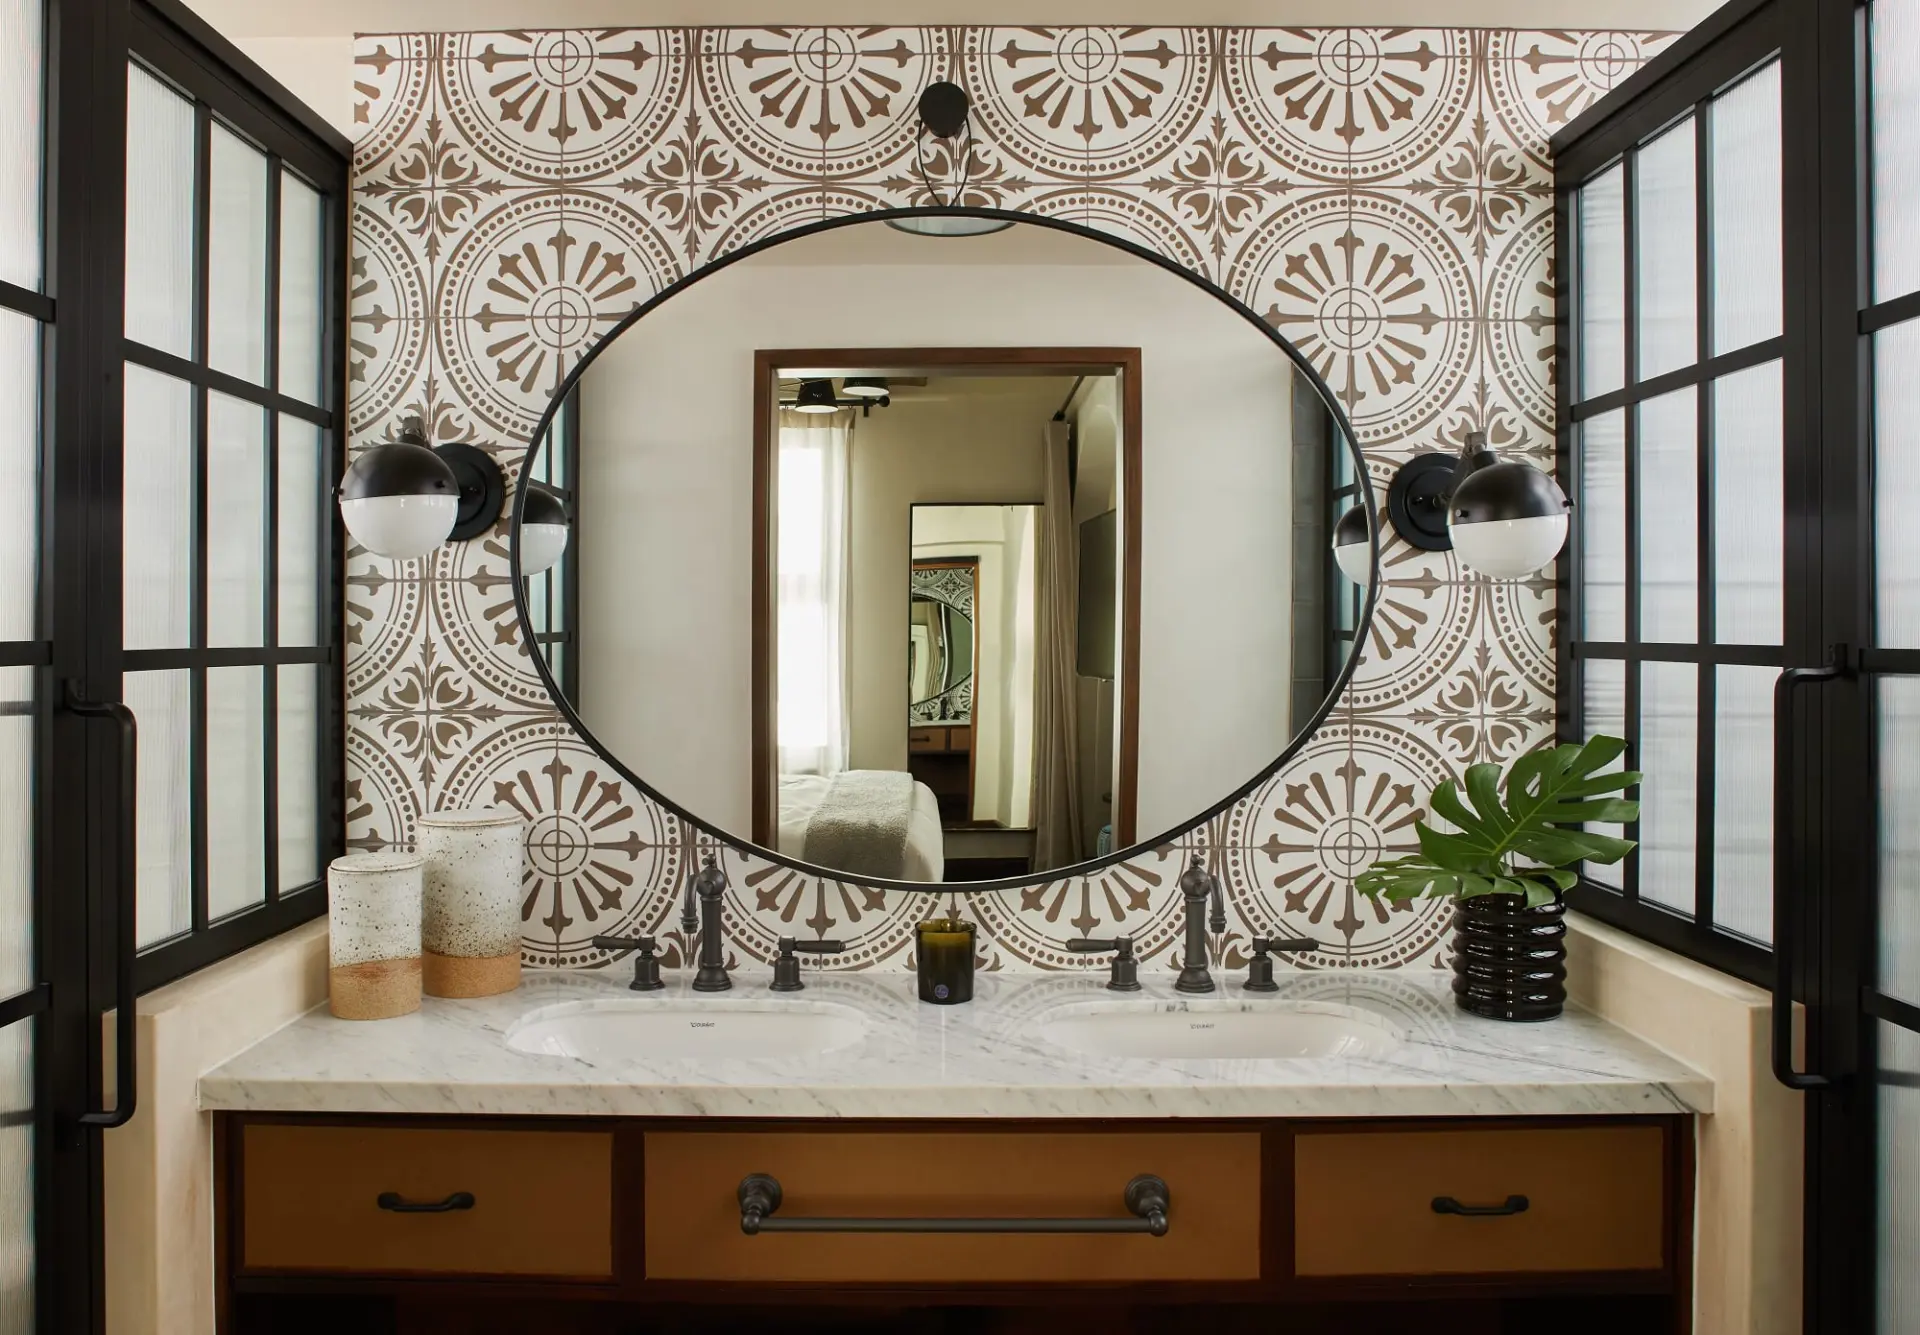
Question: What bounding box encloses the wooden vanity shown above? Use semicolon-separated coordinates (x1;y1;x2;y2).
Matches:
216;1112;1693;1334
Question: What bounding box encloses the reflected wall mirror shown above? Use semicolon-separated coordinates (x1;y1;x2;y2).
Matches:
515;208;1375;891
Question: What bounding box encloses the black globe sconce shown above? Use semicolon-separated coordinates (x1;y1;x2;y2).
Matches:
337;417;508;559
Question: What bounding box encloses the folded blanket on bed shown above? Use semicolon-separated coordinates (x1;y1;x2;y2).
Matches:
802;769;915;880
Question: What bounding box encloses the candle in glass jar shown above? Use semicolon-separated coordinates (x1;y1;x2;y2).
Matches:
916;916;976;1005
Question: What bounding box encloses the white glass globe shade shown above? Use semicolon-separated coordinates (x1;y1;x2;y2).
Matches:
1447;513;1569;579
519;522;570;576
340;493;458;560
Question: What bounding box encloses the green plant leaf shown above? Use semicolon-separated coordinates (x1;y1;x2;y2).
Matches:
1520;878;1562;908
1416;824;1494;874
1535;797;1640;824
1464;764;1515;837
1427;781;1491;842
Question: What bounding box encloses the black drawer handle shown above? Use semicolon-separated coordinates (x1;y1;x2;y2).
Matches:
375;1191;476;1214
737;1173;1169;1237
1431;1194;1529;1218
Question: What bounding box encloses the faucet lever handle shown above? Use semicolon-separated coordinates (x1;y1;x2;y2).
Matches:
1243;936;1315;994
1065;937;1141;992
770;937;846;992
591;935;665;992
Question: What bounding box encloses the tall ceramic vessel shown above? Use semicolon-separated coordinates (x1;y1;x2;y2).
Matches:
328;852;425;1020
418;807;526;998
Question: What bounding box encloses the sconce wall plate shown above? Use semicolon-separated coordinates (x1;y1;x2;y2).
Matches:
436;441;507;541
1386;452;1459;552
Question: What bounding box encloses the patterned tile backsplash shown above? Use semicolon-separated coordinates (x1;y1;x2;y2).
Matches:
345;26;1675;979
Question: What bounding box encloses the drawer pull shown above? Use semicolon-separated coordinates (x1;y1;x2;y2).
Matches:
375;1191;476;1214
737;1173;1170;1237
1431;1194;1530;1218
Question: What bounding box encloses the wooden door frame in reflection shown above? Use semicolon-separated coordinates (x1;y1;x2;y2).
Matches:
751;347;1144;855
908;555;980;823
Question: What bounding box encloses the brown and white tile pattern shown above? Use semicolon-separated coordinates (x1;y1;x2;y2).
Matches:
348;25;1673;979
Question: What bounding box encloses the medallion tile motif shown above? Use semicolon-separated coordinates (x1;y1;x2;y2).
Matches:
347;24;1671;974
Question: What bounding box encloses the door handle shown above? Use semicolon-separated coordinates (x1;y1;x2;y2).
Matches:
1431;1194;1530;1217
66;681;139;1128
376;1191;476;1214
1772;660;1846;1091
736;1173;1170;1236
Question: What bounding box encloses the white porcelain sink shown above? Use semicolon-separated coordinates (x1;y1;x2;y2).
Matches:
506;1001;867;1061
1037;1004;1403;1061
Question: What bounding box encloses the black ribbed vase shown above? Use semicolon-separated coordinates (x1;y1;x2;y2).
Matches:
1450;894;1567;1022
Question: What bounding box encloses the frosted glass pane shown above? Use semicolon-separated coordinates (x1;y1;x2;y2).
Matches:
206;665;263;921
1580;165;1626;400
127;669;190;948
277;416;321;646
1636;121;1698;381
1579;409;1627;641
277;665;320;893
1639;661;1697;917
1882;1023;1920;1335
1710;62;1782;354
0;1021;31;1335
1582;658;1627;891
206;393;265;647
124;64;195;357
207;124;269;385
1878;322;1920;647
0;670;30;999
278;173;324;404
1638;387;1698;642
1874;0;1920;303
1881;676;1920;1007
0;311;37;642
1713;360;1784;644
1712;665;1774;944
0;0;43;292
122;365;192;651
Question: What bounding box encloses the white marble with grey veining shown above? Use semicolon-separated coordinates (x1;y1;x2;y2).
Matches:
197;967;1713;1118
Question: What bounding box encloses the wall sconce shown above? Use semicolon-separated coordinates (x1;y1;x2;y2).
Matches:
518;480;570;576
1332;503;1372;588
338;417;507;559
888;81;1013;238
1335;432;1569;582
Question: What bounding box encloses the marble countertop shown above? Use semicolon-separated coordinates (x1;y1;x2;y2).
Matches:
199;966;1712;1119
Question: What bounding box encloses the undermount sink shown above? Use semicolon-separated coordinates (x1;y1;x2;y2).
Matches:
1037;1004;1404;1061
506;1001;868;1061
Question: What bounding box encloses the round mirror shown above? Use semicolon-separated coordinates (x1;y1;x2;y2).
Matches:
514;209;1374;890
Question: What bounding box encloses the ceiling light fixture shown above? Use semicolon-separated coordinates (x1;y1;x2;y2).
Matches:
840;377;890;399
888;82;1014;238
792;379;841;413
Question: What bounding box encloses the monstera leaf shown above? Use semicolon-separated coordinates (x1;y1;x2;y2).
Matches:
1353;735;1641;909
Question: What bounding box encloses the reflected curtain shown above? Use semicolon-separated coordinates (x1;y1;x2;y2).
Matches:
1032;419;1084;870
776;408;853;777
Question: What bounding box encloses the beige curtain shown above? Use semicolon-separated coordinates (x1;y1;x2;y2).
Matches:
1031;419;1083;871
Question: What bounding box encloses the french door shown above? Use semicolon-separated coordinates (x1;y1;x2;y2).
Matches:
0;2;347;1332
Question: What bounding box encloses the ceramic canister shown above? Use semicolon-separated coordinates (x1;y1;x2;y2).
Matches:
328;851;426;1020
417;807;526;998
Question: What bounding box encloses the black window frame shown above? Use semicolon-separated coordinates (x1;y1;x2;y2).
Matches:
113;3;349;992
1554;0;1808;986
525;386;579;703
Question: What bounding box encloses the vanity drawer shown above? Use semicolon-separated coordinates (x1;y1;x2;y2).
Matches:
645;1129;1261;1283
1292;1124;1668;1278
908;728;946;752
239;1123;615;1279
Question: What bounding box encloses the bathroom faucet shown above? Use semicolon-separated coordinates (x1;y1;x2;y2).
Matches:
1174;852;1221;994
688;851;733;992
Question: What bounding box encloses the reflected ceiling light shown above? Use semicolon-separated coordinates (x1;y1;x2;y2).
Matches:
1377;432;1570;580
888;81;1015;238
1332;504;1372;587
793;379;841;413
840;377;890;399
337;417;509;560
518;481;570;576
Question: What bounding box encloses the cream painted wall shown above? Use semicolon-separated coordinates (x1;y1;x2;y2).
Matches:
104;920;328;1335
1565;914;1804;1335
572;229;1295;841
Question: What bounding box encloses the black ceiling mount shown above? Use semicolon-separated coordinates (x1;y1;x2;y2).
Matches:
434;440;507;541
1385;452;1461;551
916;81;971;138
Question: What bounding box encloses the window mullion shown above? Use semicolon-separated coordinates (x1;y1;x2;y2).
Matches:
1696;99;1719;933
1623;145;1644;907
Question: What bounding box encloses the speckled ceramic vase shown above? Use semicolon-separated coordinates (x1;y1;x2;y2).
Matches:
327;852;425;1020
1450;893;1568;1022
417;807;526;998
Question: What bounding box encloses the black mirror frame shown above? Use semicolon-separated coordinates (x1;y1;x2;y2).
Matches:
510;205;1381;894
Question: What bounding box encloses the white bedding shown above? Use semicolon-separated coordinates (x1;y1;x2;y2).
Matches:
778;773;945;882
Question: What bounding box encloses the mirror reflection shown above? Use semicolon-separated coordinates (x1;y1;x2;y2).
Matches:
519;217;1364;886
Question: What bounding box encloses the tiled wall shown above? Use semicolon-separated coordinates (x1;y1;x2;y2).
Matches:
345;26;1675;977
